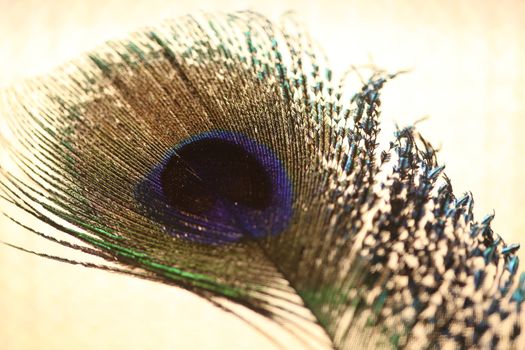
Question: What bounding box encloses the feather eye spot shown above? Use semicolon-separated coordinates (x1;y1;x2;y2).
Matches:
135;130;293;243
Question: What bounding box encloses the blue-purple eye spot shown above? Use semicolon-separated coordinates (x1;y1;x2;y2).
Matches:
135;130;293;244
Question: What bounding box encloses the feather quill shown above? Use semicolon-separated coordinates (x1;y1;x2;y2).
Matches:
0;12;523;349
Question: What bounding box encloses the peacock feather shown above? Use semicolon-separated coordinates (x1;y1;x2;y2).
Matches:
0;11;523;349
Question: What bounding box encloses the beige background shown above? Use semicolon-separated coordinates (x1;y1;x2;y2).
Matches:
1;0;524;349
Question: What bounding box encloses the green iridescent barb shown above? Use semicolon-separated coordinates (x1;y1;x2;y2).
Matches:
0;11;523;349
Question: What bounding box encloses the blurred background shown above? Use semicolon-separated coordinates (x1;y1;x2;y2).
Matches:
0;0;524;349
